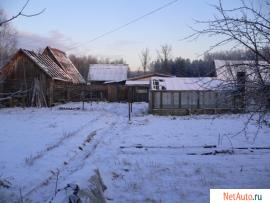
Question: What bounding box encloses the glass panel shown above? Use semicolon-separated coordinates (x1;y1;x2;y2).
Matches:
217;91;233;108
154;92;160;108
204;92;216;108
173;92;179;108
189;91;198;108
181;92;189;108
162;92;172;108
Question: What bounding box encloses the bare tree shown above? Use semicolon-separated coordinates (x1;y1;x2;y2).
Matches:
187;0;270;136
140;48;151;73
158;44;172;73
0;0;46;27
0;10;17;68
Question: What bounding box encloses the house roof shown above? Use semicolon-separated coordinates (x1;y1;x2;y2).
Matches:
214;60;270;83
88;64;128;82
128;73;173;81
1;49;71;82
150;77;228;91
125;80;150;86
43;47;85;84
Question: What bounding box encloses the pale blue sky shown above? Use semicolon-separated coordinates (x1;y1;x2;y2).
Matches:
1;0;243;70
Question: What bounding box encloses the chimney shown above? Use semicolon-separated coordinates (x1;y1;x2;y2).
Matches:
236;71;246;109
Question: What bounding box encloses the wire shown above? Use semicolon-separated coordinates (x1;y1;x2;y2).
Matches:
66;0;179;51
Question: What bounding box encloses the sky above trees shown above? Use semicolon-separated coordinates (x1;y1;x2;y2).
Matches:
1;0;252;69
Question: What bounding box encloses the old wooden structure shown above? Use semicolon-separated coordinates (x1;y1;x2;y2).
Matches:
0;49;129;107
0;49;74;107
149;77;242;115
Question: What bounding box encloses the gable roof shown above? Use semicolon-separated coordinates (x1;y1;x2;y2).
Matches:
43;47;85;84
126;73;174;86
1;49;71;82
126;80;150;86
128;73;173;81
214;60;270;83
150;77;229;91
88;64;128;83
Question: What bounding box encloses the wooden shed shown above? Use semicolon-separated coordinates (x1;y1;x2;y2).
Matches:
149;77;240;115
0;49;73;107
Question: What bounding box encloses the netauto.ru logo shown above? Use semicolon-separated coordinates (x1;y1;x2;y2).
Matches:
223;192;262;201
210;189;270;203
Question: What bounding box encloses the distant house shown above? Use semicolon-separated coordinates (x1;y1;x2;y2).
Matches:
214;60;269;83
87;64;129;101
214;60;270;110
0;49;73;106
149;77;236;115
87;64;128;84
126;73;173;102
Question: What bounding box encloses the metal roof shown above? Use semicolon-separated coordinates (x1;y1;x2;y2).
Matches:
21;49;71;82
88;64;128;82
44;47;85;84
128;73;173;81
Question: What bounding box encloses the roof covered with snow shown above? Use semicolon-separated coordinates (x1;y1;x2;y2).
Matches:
43;47;85;84
150;77;228;91
125;80;150;86
88;64;128;83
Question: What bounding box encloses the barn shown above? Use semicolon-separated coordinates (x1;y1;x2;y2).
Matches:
0;46;88;107
0;49;74;107
148;77;239;115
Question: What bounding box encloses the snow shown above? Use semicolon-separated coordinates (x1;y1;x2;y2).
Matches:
126;80;150;86
0;102;270;202
88;64;128;82
151;77;229;91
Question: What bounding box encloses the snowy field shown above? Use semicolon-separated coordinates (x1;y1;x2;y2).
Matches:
0;102;270;202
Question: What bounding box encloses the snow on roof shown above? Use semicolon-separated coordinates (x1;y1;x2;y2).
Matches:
44;47;85;84
125;80;150;86
128;73;173;81
21;49;71;82
88;64;128;82
150;77;227;91
215;60;270;83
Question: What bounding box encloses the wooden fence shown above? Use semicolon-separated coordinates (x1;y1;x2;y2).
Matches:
51;83;128;105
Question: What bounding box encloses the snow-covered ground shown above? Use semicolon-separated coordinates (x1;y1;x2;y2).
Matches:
0;102;269;202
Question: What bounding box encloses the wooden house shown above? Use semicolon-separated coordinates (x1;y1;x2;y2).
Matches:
215;60;270;110
126;73;173;102
149;77;238;115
